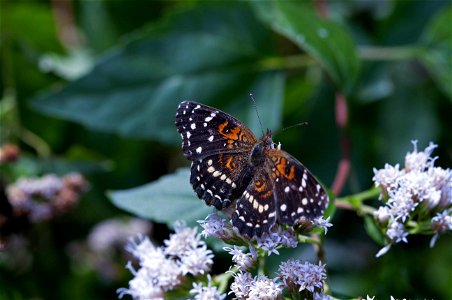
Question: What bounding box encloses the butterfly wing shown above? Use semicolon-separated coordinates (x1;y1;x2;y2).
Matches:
265;149;329;225
175;101;257;160
190;153;252;210
232;170;277;237
176;101;257;210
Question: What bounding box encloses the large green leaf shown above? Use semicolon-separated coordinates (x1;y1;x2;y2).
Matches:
31;4;284;144
109;168;211;228
252;1;360;95
419;6;452;100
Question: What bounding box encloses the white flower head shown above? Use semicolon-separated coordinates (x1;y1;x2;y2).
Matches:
430;210;452;247
372;163;403;194
198;212;233;239
404;140;437;172
374;206;391;224
164;221;200;256
386;221;408;244
190;275;226;300
179;245;214;275
313;216;333;234
256;226;298;256
278;259;326;293
229;271;254;299
223;245;257;271
248;275;283;300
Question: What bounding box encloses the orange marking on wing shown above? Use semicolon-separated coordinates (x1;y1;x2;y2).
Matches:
218;121;241;140
276;158;296;180
262;190;273;199
255;182;267;192
225;156;235;170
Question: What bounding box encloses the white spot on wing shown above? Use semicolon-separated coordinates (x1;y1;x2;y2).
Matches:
196;146;202;153
191;123;196;130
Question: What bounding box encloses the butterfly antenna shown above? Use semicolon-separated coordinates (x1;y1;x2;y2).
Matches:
249;93;265;136
274;122;309;137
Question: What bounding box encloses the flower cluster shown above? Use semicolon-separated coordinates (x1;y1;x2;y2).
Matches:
223;245;257;271
373;141;452;256
190;275;226;300
6;173;88;223
229;271;283;300
228;258;328;300
198;212;234;240
67;218;152;282
256;226;298;256
278;259;327;293
118;222;217;299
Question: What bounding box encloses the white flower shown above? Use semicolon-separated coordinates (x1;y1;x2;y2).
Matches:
375;244;392;258
372;140;451;256
373;206;391;224
404;140;437;172
229;271;253;299
164;221;199;256
198;212;233;239
179;245;213;275
386;221;408;244
117;266;164;299
223;245;257;271
430;210;452;247
118;222;216;299
278;259;326;293
88;218;151;253
372;163;403;193
189;275;226;300
256;226;298;256
248;275;282;300
313;216;333;234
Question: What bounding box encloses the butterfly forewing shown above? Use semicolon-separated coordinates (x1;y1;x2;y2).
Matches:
266;149;329;225
175;101;257;160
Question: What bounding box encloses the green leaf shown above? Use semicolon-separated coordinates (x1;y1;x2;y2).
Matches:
109;168;211;228
31;3;284;144
251;1;360;95
419;6;452;100
364;215;384;245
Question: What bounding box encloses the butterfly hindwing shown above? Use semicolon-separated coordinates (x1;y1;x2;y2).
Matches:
190;153;250;210
232;171;277;237
266;149;329;225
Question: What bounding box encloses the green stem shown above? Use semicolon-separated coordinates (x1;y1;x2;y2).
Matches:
359;45;423;61
215;266;236;294
257;252;266;276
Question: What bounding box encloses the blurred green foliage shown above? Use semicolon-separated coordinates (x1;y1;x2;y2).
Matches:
1;0;451;299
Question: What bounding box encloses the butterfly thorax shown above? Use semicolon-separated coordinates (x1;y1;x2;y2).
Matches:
250;130;273;166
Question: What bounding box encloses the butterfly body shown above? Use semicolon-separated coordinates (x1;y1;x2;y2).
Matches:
175;101;328;237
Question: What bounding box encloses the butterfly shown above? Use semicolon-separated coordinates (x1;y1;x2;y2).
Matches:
175;101;328;237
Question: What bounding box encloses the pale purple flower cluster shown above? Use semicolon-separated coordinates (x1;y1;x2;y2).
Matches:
6;173;87;222
229;271;283;300
229;258;328;299
278;259;327;293
198;212;234;240
256;226;298;256
223;245;257;270
373;141;452;256
190;275;226;300
118;222;214;299
312;216;333;234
